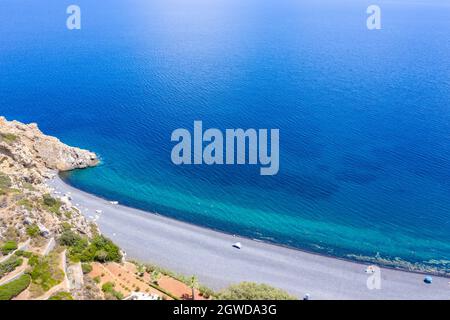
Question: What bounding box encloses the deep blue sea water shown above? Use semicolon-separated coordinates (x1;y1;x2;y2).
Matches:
1;0;450;269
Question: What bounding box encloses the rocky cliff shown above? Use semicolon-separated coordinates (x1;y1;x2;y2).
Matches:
0;116;99;244
0;116;98;184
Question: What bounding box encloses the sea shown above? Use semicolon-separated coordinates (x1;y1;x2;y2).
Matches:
1;0;450;270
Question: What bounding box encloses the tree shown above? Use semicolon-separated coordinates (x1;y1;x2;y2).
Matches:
94;250;108;263
189;275;199;300
43;194;57;207
150;270;161;285
90;236;122;262
81;263;93;274
58;230;82;246
136;264;145;277
26;225;40;238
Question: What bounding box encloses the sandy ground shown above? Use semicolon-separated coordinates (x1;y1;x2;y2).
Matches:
48;176;450;300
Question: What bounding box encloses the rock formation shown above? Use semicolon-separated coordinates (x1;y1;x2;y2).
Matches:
0;116;98;174
0;116;99;244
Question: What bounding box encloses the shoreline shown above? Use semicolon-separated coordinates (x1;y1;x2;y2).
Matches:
48;175;450;299
59;174;450;279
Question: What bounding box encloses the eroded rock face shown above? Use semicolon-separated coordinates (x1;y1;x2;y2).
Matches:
0;116;98;243
0;116;98;174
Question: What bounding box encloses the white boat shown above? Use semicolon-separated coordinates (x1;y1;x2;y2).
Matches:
110;201;119;205
96;209;103;214
232;242;242;249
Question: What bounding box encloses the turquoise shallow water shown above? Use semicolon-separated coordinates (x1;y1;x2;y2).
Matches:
1;0;450;269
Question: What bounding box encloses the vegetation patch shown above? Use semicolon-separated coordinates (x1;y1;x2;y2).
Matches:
147;281;179;300
22;182;36;191
0;256;23;279
2;228;19;243
15;250;33;258
0;172;16;195
218;282;297;300
101;281;124;300
60;231;122;263
42;194;63;216
17;198;33;211
143;262;202;290
26;224;40;238
1;240;18;255
81;263;93;274
61;222;72;232
48;291;74;300
0;172;12;189
0;274;31;300
0;187;20;196
0;133;18;144
198;285;215;299
27;252;64;295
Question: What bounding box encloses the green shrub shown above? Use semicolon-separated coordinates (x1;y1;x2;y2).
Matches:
42;194;62;216
26;224;40;238
27;253;64;292
64;233;89;262
0;274;31;300
101;281;124;300
150;270;161;285
101;281;115;292
61;222;72;231
43;194;57;207
0;172;17;195
0;256;23;278
89;236;122;263
111;290;124;300
0;173;11;189
59;230;82;247
136;264;145;277
62;232;121;263
1;240;18;255
0;133;18;144
17;198;33;211
81;263;93;274
15;250;33;258
80;236;121;263
94;250;109;262
218;282;297;300
22;183;36;191
199;285;215;299
48;291;73;300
